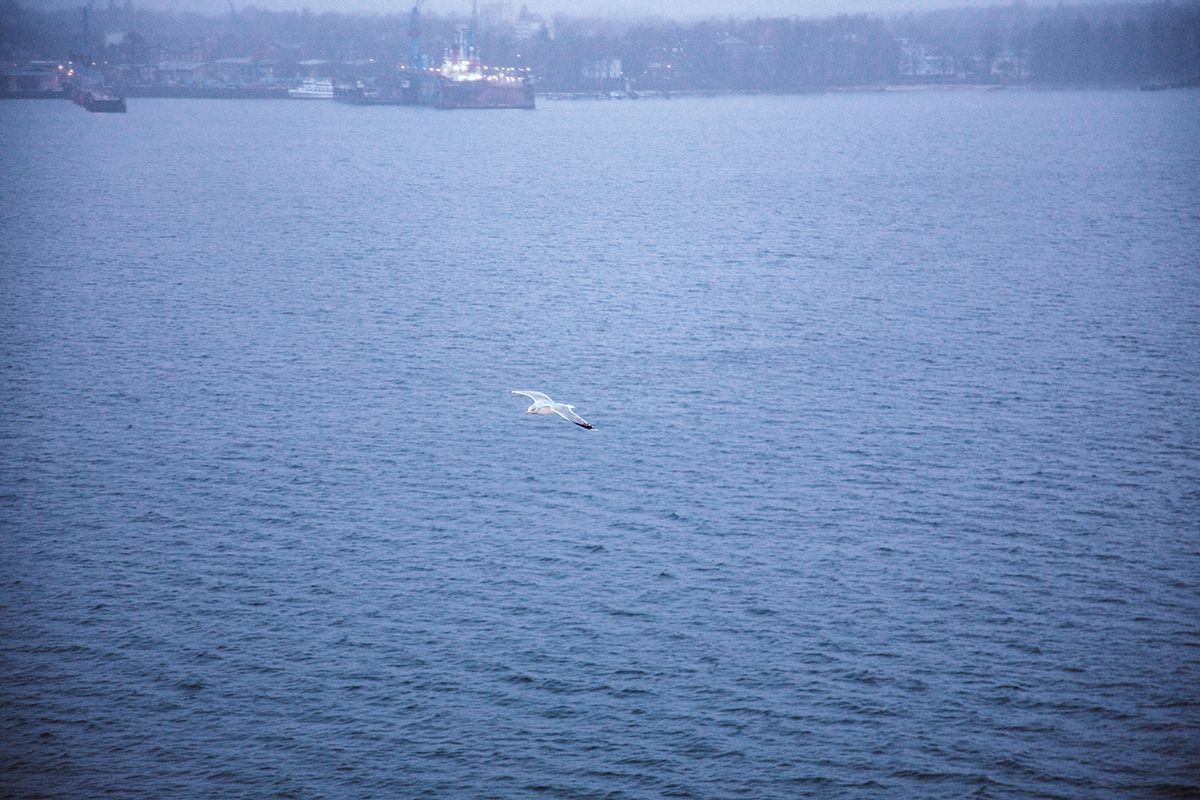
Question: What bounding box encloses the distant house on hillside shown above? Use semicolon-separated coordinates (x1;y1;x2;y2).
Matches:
514;8;553;41
480;2;553;40
211;57;257;84
157;61;207;85
898;38;958;77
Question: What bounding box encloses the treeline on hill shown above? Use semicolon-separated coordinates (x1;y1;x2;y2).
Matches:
2;0;1197;90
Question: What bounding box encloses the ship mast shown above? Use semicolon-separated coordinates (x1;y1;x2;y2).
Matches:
469;0;477;58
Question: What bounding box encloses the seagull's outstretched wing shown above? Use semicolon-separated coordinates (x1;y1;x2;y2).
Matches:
551;403;593;429
512;390;552;403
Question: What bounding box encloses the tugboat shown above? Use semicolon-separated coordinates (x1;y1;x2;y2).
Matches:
63;8;127;112
81;88;126;112
67;79;126;112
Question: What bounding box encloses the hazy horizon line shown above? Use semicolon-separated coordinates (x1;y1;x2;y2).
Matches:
17;0;1130;24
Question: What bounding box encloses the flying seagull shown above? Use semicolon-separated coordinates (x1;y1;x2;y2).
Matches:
512;391;594;429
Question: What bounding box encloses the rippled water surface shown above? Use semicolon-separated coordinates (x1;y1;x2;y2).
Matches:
2;90;1199;799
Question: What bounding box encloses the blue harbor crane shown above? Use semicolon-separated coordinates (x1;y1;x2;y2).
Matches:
408;6;424;70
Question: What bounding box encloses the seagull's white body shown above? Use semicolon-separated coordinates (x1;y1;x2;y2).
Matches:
512;391;594;429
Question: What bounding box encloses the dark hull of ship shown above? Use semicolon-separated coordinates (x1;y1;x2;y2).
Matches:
84;94;127;112
333;76;534;109
67;83;126;112
120;85;290;99
333;81;418;106
437;79;535;109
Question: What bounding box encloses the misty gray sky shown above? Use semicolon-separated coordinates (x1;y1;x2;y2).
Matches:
28;0;1050;21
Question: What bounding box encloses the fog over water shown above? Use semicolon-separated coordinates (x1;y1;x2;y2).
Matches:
2;88;1199;799
18;0;1109;20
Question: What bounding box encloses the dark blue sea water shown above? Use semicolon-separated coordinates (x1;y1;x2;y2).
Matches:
2;89;1199;799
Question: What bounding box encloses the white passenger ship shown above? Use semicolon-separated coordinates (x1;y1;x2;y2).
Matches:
288;78;334;99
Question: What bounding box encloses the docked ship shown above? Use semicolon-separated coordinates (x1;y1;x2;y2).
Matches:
82;89;127;113
288;78;334;99
331;8;533;110
66;80;126;112
434;26;534;110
